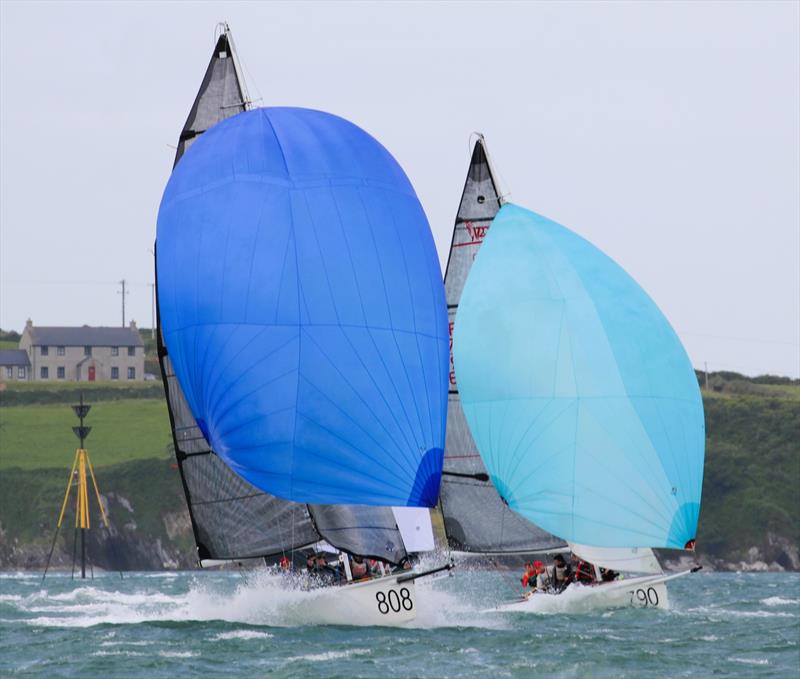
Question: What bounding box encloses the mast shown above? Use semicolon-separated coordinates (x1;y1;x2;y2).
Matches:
439;136;566;554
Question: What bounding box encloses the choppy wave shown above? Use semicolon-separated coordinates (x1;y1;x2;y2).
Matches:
761;596;799;606
729;657;770;666
1;571;798;678
288;649;371;662
211;630;274;641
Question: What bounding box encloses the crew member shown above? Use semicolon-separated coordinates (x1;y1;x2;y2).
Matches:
574;557;596;584
350;554;368;579
552;554;574;592
520;562;535;588
600;567;619;582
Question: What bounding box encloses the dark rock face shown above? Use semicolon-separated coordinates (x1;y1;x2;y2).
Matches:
0;510;198;572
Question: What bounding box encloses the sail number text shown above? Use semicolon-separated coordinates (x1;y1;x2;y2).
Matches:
629;587;659;607
376;587;413;614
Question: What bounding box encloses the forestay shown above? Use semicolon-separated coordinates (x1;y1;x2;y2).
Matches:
454;203;705;549
157;107;448;508
440;139;566;554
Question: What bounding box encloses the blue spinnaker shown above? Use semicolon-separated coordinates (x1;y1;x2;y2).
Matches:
157;107;448;507
453;203;704;548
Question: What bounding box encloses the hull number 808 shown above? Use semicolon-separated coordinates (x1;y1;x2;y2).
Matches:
376;588;413;614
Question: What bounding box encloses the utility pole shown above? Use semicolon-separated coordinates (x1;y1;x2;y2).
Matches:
704;361;709;390
118;280;128;327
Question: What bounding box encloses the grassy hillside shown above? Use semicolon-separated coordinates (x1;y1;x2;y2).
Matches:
0;458;185;544
696;386;799;567
0;458;195;570
0;398;172;469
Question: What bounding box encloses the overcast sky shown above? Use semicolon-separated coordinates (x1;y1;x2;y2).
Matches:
1;1;798;377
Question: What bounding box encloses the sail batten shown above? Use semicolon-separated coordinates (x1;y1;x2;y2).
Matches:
439;139;567;554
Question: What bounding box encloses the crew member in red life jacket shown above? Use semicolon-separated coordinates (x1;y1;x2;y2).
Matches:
574;556;596;584
520;562;535;588
520;561;547;600
521;561;546;589
279;555;290;571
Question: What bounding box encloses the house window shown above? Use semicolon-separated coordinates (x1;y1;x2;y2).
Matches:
84;346;92;357
111;346;119;356
40;366;49;379
57;366;65;379
57;346;65;356
127;367;135;380
111;367;119;380
5;366;12;378
41;345;49;356
17;367;25;378
128;346;135;357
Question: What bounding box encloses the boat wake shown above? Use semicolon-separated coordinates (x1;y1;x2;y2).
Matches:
7;569;503;630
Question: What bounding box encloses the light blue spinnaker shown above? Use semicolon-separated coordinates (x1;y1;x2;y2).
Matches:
453;203;704;548
157;107;448;508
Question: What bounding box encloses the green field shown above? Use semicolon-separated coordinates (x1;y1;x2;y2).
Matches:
0;399;172;469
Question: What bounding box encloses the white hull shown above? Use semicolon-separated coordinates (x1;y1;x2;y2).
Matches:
306;574;418;627
495;570;693;614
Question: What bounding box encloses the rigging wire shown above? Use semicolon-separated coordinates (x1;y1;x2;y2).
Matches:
493;504;526;597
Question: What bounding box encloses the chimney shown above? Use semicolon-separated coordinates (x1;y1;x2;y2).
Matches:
25;318;33;330
129;319;137;330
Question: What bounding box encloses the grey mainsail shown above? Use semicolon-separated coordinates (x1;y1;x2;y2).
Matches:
173;29;249;166
156;25;406;565
440;137;567;554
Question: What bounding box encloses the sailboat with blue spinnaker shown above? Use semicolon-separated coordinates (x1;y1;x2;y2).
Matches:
154;25;450;627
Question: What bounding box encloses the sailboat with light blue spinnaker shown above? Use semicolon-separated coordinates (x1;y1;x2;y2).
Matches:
454;203;704;551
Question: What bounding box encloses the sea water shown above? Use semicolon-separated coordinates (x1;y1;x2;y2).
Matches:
1;566;797;677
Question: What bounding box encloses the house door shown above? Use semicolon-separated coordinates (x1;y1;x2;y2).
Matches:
88;366;96;382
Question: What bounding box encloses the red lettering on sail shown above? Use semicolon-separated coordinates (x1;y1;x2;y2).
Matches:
448;321;455;365
465;222;489;242
448;320;457;386
453;220;490;248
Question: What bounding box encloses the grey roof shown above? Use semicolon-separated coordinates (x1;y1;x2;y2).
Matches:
0;349;31;367
28;326;144;347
